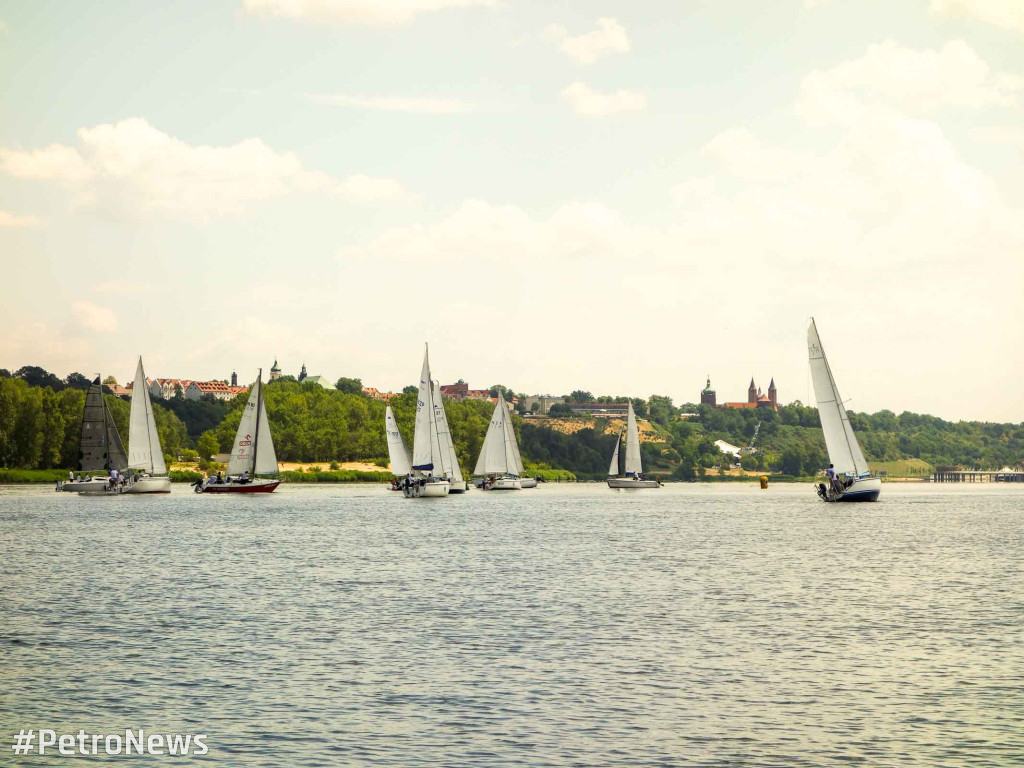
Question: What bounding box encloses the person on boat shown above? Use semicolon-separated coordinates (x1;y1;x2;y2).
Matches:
216;471;223;484
109;468;117;489
240;470;249;484
826;464;841;496
68;470;74;482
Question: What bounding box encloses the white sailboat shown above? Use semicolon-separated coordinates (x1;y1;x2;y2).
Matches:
432;381;467;493
808;318;881;502
59;375;130;494
404;345;450;498
124;356;170;493
197;370;280;493
607;402;661;489
473;392;523;490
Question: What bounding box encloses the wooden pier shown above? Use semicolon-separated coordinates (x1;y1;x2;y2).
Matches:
932;468;1024;483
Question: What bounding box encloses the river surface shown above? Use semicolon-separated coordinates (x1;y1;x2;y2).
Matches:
2;482;1022;766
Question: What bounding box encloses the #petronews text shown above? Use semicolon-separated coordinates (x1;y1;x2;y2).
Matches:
12;728;208;756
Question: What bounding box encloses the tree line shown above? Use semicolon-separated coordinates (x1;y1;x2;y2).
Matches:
2;366;1021;476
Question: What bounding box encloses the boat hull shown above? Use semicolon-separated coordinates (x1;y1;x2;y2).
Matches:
519;478;538;489
482;476;522;490
607;477;661;489
123;476;171;494
448;481;468;494
198;478;280;493
816;476;881;503
403;479;450;498
59;478;122;494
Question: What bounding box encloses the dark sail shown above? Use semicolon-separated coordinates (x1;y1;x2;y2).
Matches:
104;397;128;471
78;378;128;472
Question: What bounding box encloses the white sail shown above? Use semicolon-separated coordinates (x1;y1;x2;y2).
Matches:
500;396;525;475
128;357;166;474
385;405;412;476
432;382;463;483
227;374;266;475
608;429;622;476
808;318;869;477
624;402;643;475
254;384;278;475
474;395;512;475
412;345;438;473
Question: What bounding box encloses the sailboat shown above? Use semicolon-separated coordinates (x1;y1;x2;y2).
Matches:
808;318;881;502
432;381;467;493
124;357;170;493
196;370;280;493
473;392;523;490
60;376;130;494
404;345;450;498
607;402;660;489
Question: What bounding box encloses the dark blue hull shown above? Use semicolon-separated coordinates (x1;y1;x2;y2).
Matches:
835;488;880;502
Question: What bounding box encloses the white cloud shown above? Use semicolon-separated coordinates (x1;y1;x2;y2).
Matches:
242;0;497;26
0;117;407;220
0;210;43;228
333;174;409;201
796;39;1024;125
72;301;118;333
931;0;1024;33
544;18;630;64
305;92;469;114
970;125;1024;147
562;82;646;115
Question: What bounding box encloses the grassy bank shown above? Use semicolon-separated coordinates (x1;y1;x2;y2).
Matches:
0;469;68;483
281;469;393;483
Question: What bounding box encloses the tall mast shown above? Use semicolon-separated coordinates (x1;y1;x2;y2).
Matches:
100;373;109;471
813;319;862;476
251;370;262;476
142;358;155;473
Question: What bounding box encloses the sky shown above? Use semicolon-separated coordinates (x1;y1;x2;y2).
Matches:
0;0;1022;422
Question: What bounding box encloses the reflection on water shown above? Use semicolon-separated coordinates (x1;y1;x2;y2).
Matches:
2;483;1022;766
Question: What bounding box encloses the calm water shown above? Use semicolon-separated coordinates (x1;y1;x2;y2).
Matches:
2;482;1022;767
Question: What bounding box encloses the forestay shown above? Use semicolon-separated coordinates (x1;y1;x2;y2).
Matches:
128;357;166;475
385;405;412;476
807;318;869;477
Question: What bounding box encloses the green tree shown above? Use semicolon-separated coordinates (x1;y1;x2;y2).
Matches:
568;390;593;403
335;377;363;395
197;430;220;461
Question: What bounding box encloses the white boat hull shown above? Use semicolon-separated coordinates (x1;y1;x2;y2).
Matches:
448;481;468;493
59;478;122;494
816;476;881;502
403;479;450;498
519;478;538;489
607;477;661;489
480;476;522;490
123;476;171;494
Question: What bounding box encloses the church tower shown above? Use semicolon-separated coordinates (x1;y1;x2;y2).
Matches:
748;377;758;404
298;363;307;383
701;375;717;407
270;359;282;381
768;378;777;409
231;371;237;387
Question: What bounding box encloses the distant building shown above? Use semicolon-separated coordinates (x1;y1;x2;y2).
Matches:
269;359;282;381
711;376;778;411
185;380;249;402
149;379;193;400
440;381;518;407
295;362;330;388
569;402;630;417
362;387;397;402
700;376;716;407
523;395;565;414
